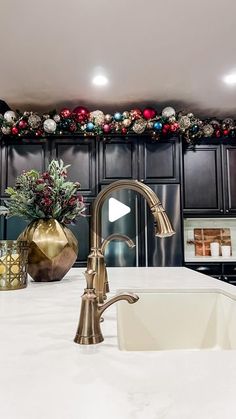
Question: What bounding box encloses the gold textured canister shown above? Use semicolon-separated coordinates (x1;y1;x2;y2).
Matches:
0;241;29;290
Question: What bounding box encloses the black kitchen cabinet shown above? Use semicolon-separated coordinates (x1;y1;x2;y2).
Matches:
183;142;236;215
0;135;182;267
223;145;236;214
0;137;48;196
139;137;180;183
99;137;138;183
51;137;97;196
185;262;236;285
183;144;223;214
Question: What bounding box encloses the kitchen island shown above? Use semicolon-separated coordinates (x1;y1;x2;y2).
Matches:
0;267;236;419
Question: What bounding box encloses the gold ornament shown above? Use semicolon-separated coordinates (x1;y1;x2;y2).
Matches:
132;118;147;134
89;110;105;126
105;114;113;123
122;111;130;119
123;118;132;128
203;124;214;137
28;114;41;129
179;116;191;130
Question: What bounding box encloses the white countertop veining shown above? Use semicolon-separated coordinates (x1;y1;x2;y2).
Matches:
1;267;236;419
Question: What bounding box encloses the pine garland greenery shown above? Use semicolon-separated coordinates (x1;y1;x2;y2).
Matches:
4;160;85;224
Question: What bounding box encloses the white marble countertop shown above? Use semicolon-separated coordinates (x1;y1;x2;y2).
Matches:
1;267;236;419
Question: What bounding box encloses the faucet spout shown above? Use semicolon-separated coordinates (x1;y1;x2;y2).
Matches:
87;179;175;303
101;234;135;254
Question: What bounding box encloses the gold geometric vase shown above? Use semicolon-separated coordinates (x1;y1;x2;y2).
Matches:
18;219;78;282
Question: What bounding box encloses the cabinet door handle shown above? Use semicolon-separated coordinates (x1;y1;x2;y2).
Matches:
223;275;228;281
220;209;223;213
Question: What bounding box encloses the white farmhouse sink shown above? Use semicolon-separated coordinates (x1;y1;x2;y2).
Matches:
117;289;236;351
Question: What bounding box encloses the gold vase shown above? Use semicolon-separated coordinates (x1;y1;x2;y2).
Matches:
18;219;78;282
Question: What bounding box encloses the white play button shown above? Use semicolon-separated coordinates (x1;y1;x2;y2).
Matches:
108;198;131;222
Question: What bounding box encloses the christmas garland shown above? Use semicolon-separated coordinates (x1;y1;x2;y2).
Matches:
0;105;236;143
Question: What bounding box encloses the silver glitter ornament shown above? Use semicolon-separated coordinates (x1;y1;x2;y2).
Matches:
203;124;214;137
1;126;11;135
147;121;154;129
43;114;50;120
132;118;147;134
43;118;57;133
162;107;176;118
53;114;61;123
28;114;41;129
4;111;17;125
222;118;234;127
210;119;220;128
179;116;191;130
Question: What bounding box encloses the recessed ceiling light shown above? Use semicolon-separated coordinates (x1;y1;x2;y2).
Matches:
223;73;236;86
92;74;108;86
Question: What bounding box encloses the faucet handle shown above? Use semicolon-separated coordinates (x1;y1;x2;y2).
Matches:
84;270;97;289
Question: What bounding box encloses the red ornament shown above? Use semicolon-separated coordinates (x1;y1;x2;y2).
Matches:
170;122;180;132
69;122;77;132
223;129;229;136
103;124;111;133
143;108;156;120
72;106;89;123
60;108;71;118
36;130;43;137
11;127;19;135
130;108;142;120
18;120;27;129
215;130;221;138
121;127;127;135
162;124;170;135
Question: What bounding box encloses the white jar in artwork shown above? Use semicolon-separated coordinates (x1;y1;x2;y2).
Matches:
221;245;231;257
210;242;220;257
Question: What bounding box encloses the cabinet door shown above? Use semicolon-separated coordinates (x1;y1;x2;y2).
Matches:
139;138;180;183
99;137;138;183
1;138;48;196
183;145;223;213
51;137;96;196
223;145;236;214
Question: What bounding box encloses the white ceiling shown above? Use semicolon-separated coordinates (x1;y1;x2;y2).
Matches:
1;0;236;115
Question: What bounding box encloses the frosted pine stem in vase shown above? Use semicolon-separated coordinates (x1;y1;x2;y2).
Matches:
5;160;85;282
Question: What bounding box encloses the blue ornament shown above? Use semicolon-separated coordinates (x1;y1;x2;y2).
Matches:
191;124;199;133
153;121;163;131
114;112;122;122
86;122;94;132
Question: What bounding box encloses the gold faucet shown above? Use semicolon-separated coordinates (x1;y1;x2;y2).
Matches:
101;234;135;294
74;270;139;345
87;179;175;303
101;234;135;254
